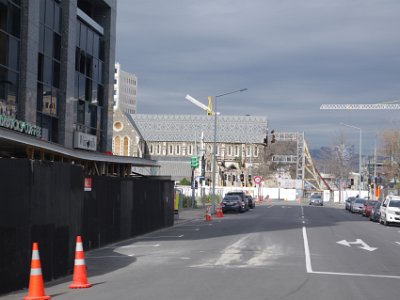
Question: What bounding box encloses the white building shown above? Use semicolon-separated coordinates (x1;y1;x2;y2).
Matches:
113;62;137;114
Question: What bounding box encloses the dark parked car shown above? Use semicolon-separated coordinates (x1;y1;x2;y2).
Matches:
246;195;255;209
225;191;249;211
309;194;323;206
350;198;367;213
345;197;356;211
369;202;381;222
362;200;378;217
221;195;245;213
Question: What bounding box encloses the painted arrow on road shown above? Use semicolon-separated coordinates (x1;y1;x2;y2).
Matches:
336;239;377;252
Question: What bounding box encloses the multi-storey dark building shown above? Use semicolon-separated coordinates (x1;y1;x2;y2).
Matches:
1;0;117;154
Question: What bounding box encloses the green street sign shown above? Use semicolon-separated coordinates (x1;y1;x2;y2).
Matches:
190;156;199;168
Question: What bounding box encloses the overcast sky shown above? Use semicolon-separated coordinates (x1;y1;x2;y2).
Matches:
115;0;400;154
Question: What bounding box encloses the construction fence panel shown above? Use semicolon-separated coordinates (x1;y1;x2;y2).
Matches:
0;159;174;295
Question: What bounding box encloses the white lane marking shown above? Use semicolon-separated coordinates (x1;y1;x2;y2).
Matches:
246;245;280;266
142;235;184;239
87;255;135;259
311;271;400;280
302;226;400;279
191;235;283;268
302;226;313;273
336;239;377;252
214;237;247;266
119;244;160;249
396;242;400;246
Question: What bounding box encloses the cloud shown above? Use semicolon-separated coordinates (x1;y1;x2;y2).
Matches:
116;0;400;153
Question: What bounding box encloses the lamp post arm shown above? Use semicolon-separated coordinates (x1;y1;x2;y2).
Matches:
216;88;248;98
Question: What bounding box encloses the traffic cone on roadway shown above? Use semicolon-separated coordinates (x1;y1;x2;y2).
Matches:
216;204;224;218
205;206;212;221
23;243;51;300
69;236;92;289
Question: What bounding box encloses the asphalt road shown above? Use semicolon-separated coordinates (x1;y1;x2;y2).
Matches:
3;201;400;300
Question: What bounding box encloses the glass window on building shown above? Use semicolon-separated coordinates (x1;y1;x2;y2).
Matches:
0;2;7;32
74;19;105;146
37;0;62;142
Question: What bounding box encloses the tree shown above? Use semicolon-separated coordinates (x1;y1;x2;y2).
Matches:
378;128;400;183
179;177;191;186
316;130;355;191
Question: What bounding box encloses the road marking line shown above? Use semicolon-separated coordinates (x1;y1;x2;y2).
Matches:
119;244;160;249
302;226;313;273
302;226;400;279
396;242;400;246
310;271;400;280
87;255;135;259
142;235;184;239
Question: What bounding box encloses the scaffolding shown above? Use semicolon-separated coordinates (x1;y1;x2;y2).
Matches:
271;132;330;191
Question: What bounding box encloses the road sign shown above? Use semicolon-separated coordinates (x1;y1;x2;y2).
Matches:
253;176;262;184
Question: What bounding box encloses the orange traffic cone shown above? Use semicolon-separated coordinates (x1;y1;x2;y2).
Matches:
216;204;224;218
23;243;51;300
69;236;91;289
205;206;212;221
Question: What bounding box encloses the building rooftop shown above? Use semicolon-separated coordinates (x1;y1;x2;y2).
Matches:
129;114;268;144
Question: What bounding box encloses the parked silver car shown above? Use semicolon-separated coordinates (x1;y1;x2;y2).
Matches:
309;194;323;206
350;198;367;213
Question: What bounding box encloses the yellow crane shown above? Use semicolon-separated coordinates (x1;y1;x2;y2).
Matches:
185;94;213;115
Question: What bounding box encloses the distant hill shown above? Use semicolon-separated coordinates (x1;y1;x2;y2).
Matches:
310;146;359;172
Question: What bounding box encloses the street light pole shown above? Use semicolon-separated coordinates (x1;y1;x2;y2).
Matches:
211;88;247;213
340;122;362;196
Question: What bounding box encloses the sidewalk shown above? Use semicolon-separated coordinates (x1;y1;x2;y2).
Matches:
173;207;205;225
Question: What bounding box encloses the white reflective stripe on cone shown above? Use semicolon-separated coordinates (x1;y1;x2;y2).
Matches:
32;250;40;260
76;243;84;252
74;259;85;266
30;268;42;276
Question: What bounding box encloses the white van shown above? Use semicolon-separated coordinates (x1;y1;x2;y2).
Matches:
380;195;400;226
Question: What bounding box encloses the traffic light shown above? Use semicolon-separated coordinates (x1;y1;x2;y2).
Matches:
190;156;199;168
194;181;198;189
271;130;276;144
240;173;244;182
